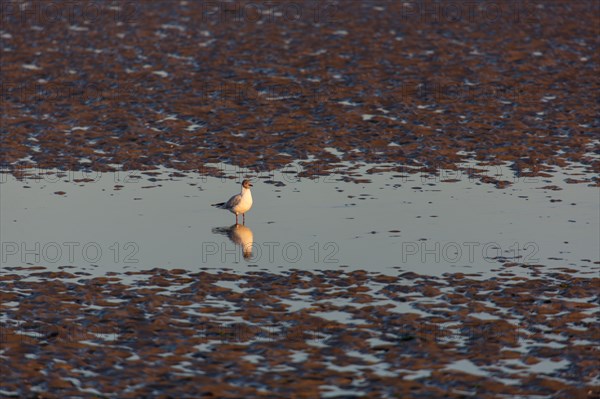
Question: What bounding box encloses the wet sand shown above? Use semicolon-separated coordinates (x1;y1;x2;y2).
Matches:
1;1;599;185
1;268;598;398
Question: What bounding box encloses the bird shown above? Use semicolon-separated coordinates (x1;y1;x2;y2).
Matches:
212;179;253;224
212;224;254;260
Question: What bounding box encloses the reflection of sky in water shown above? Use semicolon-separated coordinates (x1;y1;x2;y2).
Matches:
1;163;598;277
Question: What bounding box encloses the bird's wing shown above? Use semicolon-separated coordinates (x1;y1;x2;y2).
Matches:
225;194;242;209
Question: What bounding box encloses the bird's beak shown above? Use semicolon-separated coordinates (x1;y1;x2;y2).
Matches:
249;183;253;187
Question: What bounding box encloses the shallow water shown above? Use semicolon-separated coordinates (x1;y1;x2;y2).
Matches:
2;164;598;396
2;163;597;278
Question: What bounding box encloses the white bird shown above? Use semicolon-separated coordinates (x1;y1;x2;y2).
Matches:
212;179;253;224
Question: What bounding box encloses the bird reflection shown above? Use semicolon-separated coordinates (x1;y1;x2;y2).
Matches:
212;224;254;260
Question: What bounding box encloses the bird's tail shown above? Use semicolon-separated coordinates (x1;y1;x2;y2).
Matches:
212;202;226;208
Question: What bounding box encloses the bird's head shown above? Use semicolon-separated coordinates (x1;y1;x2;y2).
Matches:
242;179;253;189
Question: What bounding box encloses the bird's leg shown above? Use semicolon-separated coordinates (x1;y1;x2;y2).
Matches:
235;214;238;224
243;213;245;225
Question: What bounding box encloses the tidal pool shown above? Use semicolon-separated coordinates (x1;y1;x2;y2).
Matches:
1;163;598;397
1;162;597;278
